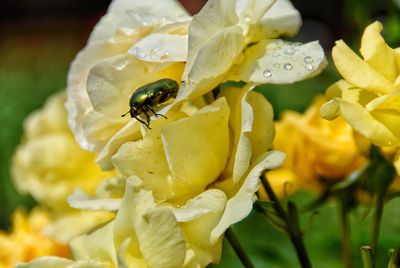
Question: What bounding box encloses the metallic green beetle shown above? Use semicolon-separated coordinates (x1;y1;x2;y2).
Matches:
121;78;179;128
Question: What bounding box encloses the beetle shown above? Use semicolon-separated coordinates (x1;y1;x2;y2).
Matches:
121;78;179;129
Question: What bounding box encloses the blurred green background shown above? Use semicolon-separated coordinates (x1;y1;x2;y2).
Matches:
0;0;399;267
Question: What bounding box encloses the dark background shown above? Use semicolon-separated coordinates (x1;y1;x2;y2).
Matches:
0;0;399;267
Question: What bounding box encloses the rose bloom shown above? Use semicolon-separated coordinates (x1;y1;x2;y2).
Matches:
0;208;69;268
260;96;366;198
320;21;400;176
12;91;115;242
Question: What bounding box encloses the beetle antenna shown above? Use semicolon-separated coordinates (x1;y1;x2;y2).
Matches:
121;110;130;117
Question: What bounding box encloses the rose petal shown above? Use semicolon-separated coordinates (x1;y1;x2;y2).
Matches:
15;257;74;268
70;221;117;266
360;21;399;82
161;98;230;197
89;0;190;42
230;40;326;84
114;177;186;268
257;0;301;38
211;150;285;242
129;33;188;62
332;40;393;95
67;189;122;211
339;99;400;146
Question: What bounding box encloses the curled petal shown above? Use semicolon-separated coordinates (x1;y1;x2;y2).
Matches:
211;150;285;243
339;99;400;146
332;40;393;95
257;0;301;38
89;0;190;42
360;21;399;82
67;189;122;211
231;40;326;84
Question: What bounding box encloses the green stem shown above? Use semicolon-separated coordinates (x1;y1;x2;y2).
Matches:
260;175;312;268
371;193;385;253
339;201;353;268
360;246;374;268
225;227;254;268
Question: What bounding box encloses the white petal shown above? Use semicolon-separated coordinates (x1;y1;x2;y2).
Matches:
89;0;190;43
68;189;122;211
170;189;227;222
231;40;327;84
211;150;285;242
129;33;188;62
257;0;301;38
15;257;74;268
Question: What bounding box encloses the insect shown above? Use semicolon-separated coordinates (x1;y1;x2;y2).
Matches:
121;78;179;129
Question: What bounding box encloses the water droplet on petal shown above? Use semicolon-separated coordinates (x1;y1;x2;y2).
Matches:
272;52;280;57
305;64;314;71
273;63;280;68
304;56;314;63
131;47;140;54
112;60;128;70
283;63;293;70
263;69;272;78
284;47;295;55
292;42;302;46
137;51;146;58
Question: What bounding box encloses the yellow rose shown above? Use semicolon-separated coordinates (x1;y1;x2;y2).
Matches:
12;91;113;212
0;208;69;268
12;91;115;243
320;21;400;176
262;96;366;196
61;85;283;267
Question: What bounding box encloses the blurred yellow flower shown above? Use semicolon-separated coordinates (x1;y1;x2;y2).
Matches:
12;91;114;213
12;91;115;243
320;21;400;176
260;96;366;197
0;208;69;268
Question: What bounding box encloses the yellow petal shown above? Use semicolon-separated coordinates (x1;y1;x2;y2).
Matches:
394;149;400;175
332;40;392;94
339;99;400;146
211;150;285;242
70;221;117;267
161;98;230;197
114;177;186;268
231;40;326;84
112;113;184;201
366;89;400;112
360;21;399;82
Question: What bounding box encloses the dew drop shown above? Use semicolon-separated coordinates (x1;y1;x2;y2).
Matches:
137;51;146;58
304;56;313;63
273;63;280;68
305;64;314;71
131;47;140;54
263;69;272;78
284;47;295;55
164;50;170;57
292;42;302;46
283;63;293;70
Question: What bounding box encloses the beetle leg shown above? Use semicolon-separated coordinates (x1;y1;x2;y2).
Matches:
134;115;151;129
147;105;167;120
